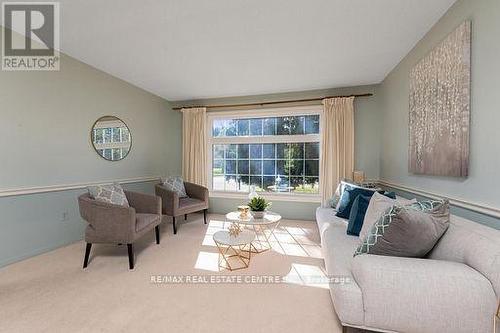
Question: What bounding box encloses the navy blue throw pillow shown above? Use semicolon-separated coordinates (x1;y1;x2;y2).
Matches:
347;195;372;236
335;185;376;219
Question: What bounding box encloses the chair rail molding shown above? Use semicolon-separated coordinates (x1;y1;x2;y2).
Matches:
378;180;500;219
0;176;162;198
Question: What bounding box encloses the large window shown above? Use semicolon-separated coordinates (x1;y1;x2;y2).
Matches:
208;107;321;196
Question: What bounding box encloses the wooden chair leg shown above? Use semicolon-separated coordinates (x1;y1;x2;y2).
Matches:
127;244;134;269
184;214;187;220
83;243;92;268
155;225;160;244
172;216;177;235
203;209;207;224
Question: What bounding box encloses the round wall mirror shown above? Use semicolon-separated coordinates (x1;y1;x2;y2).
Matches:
91;116;132;161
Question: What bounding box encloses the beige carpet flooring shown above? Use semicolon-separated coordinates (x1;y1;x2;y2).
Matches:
0;213;367;333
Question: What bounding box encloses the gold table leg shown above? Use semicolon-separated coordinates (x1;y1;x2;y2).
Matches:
215;240;255;271
240;222;280;254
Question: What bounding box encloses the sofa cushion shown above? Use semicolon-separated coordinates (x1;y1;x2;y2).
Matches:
88;183;129;207
177;197;206;214
179;197;204;208
346;194;371;236
352;254;496;333
355;200;449;258
321;220;364;326
315;207;347;240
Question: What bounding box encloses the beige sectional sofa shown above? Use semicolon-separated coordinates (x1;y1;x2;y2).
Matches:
316;206;500;333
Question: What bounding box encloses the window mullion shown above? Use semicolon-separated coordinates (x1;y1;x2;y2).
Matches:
211;134;319;145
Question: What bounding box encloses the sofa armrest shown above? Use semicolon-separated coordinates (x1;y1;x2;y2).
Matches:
155;184;179;215
124;190;161;215
184;182;208;204
352;254;497;333
78;195;136;242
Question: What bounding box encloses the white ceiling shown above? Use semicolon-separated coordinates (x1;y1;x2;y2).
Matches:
36;0;457;100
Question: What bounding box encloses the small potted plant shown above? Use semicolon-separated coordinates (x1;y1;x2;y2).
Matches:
247;196;271;219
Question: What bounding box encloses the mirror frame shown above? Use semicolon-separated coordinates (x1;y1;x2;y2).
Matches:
90;115;132;162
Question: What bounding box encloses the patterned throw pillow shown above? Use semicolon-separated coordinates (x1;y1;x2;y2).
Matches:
329;183;342;208
354;200;450;258
359;192;417;241
163;176;187;197
88;183;129;207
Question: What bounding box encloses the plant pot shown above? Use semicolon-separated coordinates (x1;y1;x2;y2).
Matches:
251;211;265;219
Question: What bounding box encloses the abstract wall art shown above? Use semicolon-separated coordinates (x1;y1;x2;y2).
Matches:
409;20;471;177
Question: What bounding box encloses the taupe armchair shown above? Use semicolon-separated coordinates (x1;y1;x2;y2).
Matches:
155;182;208;234
78;190;162;269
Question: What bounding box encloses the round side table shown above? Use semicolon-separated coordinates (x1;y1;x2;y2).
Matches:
213;230;255;271
225;211;282;253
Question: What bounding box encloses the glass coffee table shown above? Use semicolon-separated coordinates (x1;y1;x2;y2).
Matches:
225;211;282;253
213;230;256;271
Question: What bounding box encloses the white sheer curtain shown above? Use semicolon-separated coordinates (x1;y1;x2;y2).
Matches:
320;97;355;206
181;107;207;186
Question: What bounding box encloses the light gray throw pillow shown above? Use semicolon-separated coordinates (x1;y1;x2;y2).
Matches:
163;176;187;197
354;200;450;258
88;183;129;207
359;192;417;241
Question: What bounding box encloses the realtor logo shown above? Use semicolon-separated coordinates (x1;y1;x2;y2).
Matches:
2;2;60;70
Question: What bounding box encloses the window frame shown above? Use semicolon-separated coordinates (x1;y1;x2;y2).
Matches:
206;105;322;202
92;119;131;160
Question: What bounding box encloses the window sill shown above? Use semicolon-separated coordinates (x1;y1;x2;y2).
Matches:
209;191;321;203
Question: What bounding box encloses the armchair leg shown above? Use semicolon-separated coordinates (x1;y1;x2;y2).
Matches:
203;209;207;224
83;243;92;269
172;216;177;235
127;244;134;269
155;225;160;244
184;214;187;220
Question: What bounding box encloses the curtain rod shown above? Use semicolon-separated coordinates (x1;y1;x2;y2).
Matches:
172;93;373;111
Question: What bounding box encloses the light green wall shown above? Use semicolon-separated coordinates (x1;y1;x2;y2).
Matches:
378;0;500;228
0;29;181;188
0;28;182;267
173;85;381;220
209;198;318;221
0;181;159;267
